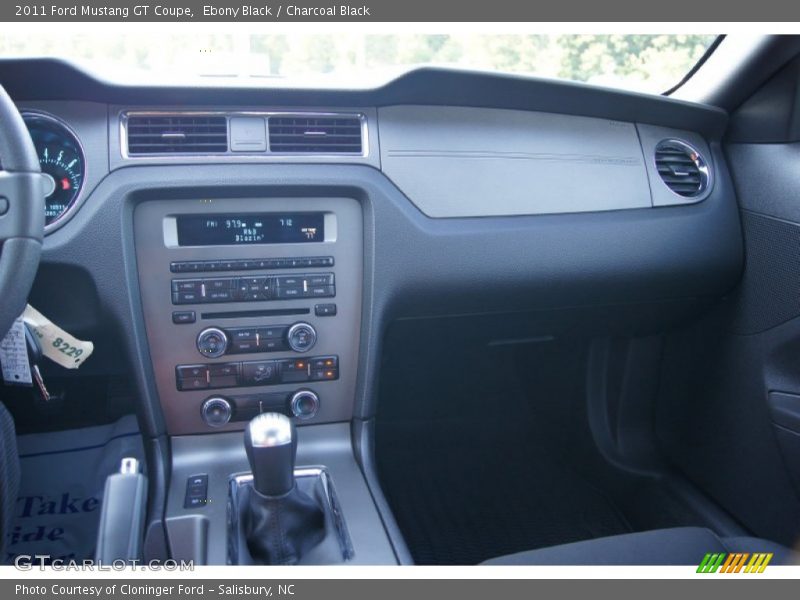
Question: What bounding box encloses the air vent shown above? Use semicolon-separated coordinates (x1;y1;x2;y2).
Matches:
654;139;711;198
126;115;228;155
269;115;363;154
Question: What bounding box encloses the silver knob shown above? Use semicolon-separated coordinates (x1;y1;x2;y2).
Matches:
245;412;296;497
197;327;229;358
201;396;232;427
286;322;317;353
247;412;293;447
290;389;320;420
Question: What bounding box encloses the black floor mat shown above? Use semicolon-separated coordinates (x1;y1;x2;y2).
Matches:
378;417;632;565
374;319;721;565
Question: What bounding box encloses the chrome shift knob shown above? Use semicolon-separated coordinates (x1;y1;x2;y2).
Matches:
244;412;296;497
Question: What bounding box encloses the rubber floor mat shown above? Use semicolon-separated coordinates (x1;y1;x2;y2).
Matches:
5;415;143;564
377;417;633;565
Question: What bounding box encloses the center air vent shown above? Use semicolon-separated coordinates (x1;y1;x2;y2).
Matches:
269;116;363;154
126;115;228;155
654;139;711;198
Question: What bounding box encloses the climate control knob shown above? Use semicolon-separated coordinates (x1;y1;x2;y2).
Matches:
289;390;320;420
201;396;233;427
286;322;317;353
197;327;229;358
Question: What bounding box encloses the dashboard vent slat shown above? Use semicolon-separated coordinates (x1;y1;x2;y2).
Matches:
127;115;228;155
269;116;363;154
654;139;710;198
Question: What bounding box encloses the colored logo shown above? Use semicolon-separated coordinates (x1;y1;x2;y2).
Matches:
697;553;773;573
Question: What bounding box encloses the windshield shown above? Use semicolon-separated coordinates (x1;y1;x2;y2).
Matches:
0;33;718;95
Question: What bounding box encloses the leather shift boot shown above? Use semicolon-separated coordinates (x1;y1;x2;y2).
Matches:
243;482;325;565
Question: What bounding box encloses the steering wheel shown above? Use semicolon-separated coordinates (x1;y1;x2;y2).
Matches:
0;84;44;338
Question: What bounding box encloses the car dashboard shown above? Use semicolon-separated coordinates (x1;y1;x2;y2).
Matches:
0;57;744;564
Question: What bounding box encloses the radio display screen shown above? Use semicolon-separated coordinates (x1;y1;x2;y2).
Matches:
176;213;325;246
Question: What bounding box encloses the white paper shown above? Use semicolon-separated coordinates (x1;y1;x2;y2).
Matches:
0;317;33;385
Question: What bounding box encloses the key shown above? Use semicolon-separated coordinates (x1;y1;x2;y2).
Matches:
24;323;50;401
31;364;50;402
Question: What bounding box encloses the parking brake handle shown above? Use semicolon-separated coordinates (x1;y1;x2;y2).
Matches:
95;457;148;564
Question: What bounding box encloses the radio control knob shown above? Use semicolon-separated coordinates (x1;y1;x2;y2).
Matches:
197;327;229;358
201;397;233;427
289;390;320;420
286;322;317;353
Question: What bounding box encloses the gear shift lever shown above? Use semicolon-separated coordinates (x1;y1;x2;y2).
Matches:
241;412;325;565
244;412;296;497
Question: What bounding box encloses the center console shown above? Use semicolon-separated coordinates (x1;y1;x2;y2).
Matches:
133;196;363;435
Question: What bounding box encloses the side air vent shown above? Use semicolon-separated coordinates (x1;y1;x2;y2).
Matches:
268;115;363;154
126;115;228;155
654;139;711;198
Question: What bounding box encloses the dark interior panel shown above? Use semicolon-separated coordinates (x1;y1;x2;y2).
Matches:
650;67;800;548
375;316;726;564
656;310;800;546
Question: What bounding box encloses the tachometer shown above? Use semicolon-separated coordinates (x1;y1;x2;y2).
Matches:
22;112;85;228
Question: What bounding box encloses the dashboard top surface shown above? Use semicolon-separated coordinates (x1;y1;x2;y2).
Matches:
0;58;727;138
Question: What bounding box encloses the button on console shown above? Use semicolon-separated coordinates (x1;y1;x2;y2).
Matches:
286;322;317;353
314;303;337;317
172;311;196;324
177;376;209;391
241;361;278;385
197;327;229;358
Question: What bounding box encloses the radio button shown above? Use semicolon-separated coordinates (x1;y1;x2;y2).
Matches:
177;376;210;391
275;275;304;287
259;338;287;352
230;328;257;341
241;361;278;386
276;287;303;299
314;303;337;317
173;291;202;304
231;339;259;353
283;358;309;372
207;364;240;388
311;369;338;381
172;279;202;293
307;274;334;286
309;257;334;267
209;375;238;389
177;365;209;379
258;326;286;339
172;311;196;324
279;358;311;383
205;290;232;302
306;285;335;298
310;356;338;370
205;278;234;291
209;363;239;378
